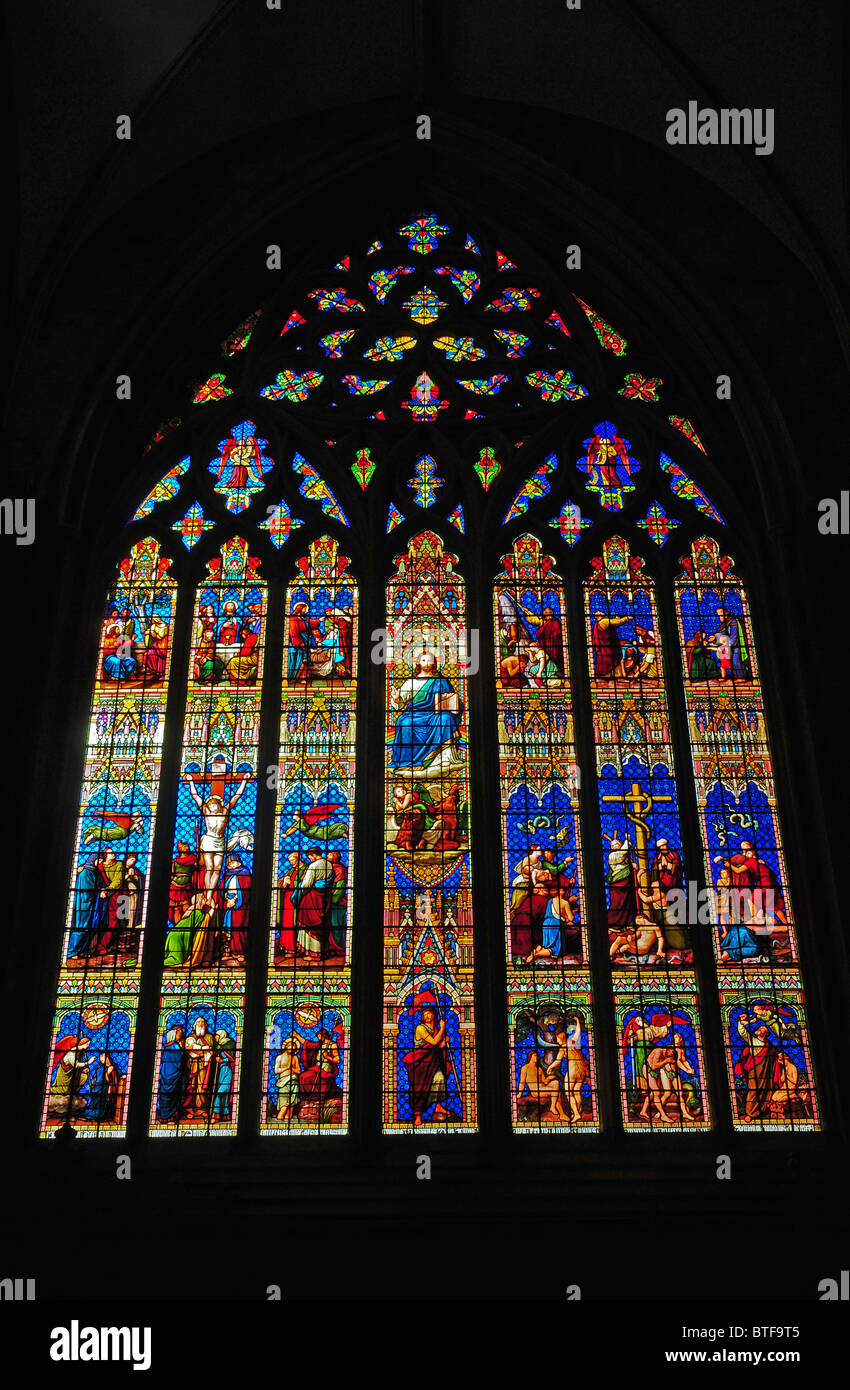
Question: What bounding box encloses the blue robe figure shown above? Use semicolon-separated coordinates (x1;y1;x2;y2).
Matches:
541;898;563;959
102;650;138;680
157;1029;187;1119
390;670;460;769
212;1034;236;1121
85;1056;122;1121
67;854;109;957
719;922;760;959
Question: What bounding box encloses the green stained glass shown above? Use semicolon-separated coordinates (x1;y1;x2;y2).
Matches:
292;453;349;525
398;214;450;253
172;503;214;549
402;288;447;325
573;296;627;354
474;447;500;491
549;500;593;546
408;455;444;509
221;310;261;356
636;501;680;547
433;336;486;363
260;370;324;402
351;448;376;490
320;330;356;358
133;456;189;520
364;335;416;362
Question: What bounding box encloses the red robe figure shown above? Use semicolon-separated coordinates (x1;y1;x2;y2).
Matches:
333;608;353;675
277;852;302;956
292;849;334;956
591;613;631;678
298;1029;342;1099
402;1000;454;1126
538;606;563;672
169;843;199;922
649;839;683;896
287;602;312;681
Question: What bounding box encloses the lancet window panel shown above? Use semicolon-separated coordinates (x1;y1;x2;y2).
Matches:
496;533;599;1133
675;535;820;1132
41;538;176;1138
262;535;357;1135
149;537;265;1137
382;531;477;1134
585;536;712;1132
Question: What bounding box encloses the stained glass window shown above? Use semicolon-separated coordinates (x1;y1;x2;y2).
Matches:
262;536;356;1133
149;537;265;1135
383;532;476;1132
496;535;598;1131
42;538;175;1136
674;537;819;1130
585;537;711;1130
45;208;821;1148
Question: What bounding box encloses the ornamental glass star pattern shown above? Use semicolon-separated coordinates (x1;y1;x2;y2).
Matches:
620;373;661;402
258;501;303;549
549;500;593;546
408;455;444;509
173;503;214;549
193;373;233;404
636;501;680;547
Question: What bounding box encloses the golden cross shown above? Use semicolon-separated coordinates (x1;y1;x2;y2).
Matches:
601;780;673;889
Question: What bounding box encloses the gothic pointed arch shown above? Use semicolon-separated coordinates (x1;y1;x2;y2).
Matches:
40;210;819;1140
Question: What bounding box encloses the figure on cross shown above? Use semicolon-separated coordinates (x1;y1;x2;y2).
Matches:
186;756;251;903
